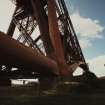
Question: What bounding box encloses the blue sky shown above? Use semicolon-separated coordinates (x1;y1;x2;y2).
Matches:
0;0;105;77
66;0;105;59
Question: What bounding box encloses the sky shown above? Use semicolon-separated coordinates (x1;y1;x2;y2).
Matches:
0;0;105;77
65;0;105;77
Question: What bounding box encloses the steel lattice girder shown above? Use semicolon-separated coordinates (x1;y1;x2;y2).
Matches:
0;31;59;75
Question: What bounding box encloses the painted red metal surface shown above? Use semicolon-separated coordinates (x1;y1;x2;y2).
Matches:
0;31;59;75
47;0;70;76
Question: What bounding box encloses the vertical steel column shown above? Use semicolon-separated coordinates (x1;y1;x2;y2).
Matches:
7;7;17;36
7;19;16;36
31;0;53;56
47;0;69;76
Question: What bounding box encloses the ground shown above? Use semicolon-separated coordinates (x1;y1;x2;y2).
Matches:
0;83;105;105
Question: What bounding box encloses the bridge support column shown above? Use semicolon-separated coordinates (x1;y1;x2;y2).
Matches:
0;77;11;86
0;67;11;86
39;76;57;90
31;0;54;56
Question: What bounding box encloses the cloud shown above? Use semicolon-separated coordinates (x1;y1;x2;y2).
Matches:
79;39;92;49
88;55;105;77
70;12;105;49
73;55;105;77
73;67;84;76
70;12;104;39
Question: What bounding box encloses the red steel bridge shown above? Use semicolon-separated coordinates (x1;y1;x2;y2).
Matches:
0;0;96;86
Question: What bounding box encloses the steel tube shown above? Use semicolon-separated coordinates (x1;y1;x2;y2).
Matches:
0;31;59;75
